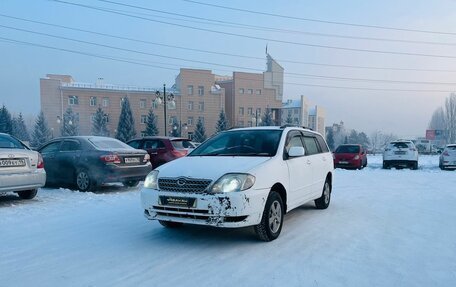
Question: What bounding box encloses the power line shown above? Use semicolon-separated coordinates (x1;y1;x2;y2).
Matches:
3;24;456;86
3;13;456;73
84;1;456;47
1;36;454;93
181;0;456;36
50;0;456;60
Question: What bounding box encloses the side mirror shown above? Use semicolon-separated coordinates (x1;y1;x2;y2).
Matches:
288;146;305;157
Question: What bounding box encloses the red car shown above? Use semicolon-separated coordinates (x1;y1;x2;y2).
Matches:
127;137;194;169
333;144;367;169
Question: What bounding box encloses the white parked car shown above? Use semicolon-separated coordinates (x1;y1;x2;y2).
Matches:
383;140;419;170
439;144;456;170
141;126;334;241
0;133;46;199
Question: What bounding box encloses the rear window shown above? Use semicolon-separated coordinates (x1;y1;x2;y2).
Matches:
89;138;132;149
0;134;26;149
171;140;192;149
390;142;411;149
447;145;456;151
335;145;360;153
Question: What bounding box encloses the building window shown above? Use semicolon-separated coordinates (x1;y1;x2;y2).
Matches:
294;109;299;115
239;88;244;94
90;96;97;106
140;115;147;124
104;114;109;123
152;100;158;109
140;99;146;109
188;85;194;95
187;117;194;126
140;132;146;137
91;114;96;122
239;107;244;116
198;102;204;111
288;109;292;116
247;107;253;115
168;116;177;125
102;97;109;107
237;121;244;127
198;86;204;96
68;95;79;105
247;89;253;95
198;116;205;124
187;132;193;140
188;101;194;110
248;121;253;127
256;89;262;95
256;108;261;115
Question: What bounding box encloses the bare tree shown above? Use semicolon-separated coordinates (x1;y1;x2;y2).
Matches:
445;93;456;143
370;130;397;154
428;107;446;130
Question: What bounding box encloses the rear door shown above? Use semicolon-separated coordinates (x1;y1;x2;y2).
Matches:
56;139;82;183
143;139;159;167
39;141;62;182
302;134;325;198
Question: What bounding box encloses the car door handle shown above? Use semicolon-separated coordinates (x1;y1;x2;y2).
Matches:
150;152;158;155
322;157;326;161
307;160;311;165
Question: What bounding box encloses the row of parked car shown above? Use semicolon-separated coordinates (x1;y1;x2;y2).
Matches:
333;140;456;170
0;133;198;199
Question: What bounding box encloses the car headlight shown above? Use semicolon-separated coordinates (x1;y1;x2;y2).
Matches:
210;173;255;193
354;155;360;160
144;170;159;189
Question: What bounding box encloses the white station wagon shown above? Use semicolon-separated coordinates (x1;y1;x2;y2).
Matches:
141;126;334;241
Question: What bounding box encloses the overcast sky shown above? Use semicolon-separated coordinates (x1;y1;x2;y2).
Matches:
1;0;456;137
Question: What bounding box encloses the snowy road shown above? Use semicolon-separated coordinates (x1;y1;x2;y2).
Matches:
1;155;456;287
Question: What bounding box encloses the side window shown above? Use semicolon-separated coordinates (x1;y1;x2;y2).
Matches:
303;136;320;155
128;140;142;149
40;142;61;153
143;140;158;149
157;140;166;149
316;135;329;153
60;140;81;152
284;131;304;157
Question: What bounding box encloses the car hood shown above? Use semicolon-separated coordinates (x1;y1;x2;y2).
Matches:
156;156;271;180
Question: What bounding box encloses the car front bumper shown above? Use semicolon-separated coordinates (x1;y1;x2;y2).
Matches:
141;187;269;228
0;169;46;193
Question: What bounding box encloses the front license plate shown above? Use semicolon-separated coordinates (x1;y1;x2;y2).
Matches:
0;158;26;167
124;157;140;164
339;161;348;164
159;196;196;208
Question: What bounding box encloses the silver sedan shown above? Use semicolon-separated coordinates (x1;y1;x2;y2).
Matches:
0;133;46;199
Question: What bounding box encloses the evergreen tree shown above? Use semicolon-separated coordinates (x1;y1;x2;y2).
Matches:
215;109;229;133
326;129;335;151
144;108;159;136
12;113;30;141
61;107;79;136
116;97;136;142
0;104;13;134
358;132;370;149
92;106;109;136
344;136;348;144
348;130;359;144
193;118;206;143
285;113;293;124
31;111;52;148
261;107;274;126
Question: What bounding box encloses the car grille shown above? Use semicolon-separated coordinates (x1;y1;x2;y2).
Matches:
158;177;212;193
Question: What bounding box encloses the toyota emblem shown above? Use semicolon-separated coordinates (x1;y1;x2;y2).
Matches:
8;154;14;158
176;178;186;186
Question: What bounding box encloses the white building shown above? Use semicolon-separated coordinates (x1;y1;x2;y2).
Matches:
281;95;326;136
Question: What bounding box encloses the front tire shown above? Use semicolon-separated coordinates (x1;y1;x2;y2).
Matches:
159;220;183;228
315;180;331;209
383;161;389;169
123;180;139;187
17;189;38;200
411;161;418;170
254;191;284;242
75;169;95;192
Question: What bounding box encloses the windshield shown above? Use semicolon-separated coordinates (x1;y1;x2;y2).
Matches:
171;139;193;149
189;130;282;157
335;145;360;153
390;142;411;149
88;137;132;149
0;134;27;149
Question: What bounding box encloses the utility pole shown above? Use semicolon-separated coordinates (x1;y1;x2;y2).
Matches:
163;84;167;136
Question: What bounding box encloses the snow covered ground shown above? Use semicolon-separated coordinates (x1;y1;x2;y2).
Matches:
1;155;456;287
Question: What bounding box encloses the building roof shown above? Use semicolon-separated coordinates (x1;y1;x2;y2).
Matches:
282;99;301;109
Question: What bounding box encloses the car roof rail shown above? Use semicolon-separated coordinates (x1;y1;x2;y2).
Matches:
279;124;313;131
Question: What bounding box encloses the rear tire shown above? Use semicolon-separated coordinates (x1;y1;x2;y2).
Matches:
383;161;389;169
254;191;284;242
17;189;38;200
75;169;95;192
159;220;183;228
123;180;139;187
315;180;331;209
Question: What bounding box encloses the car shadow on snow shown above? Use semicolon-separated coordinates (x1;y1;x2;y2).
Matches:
0;193;38;207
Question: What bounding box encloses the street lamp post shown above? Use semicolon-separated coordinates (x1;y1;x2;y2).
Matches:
253;109;262;127
155;84;175;136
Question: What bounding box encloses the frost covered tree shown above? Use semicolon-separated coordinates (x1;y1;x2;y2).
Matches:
370;130;397;154
285;113;293;125
326;128;335;151
0;104;13;134
445;93;456;143
261;107;274;126
193;118;206;143
12;113;30;141
428;107;446;131
61;107;79;136
31;112;52;148
215;109;229;133
92;106;109;136
144;108;159;136
116;97;136;142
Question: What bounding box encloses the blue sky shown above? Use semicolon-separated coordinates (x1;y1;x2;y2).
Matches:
1;0;456;137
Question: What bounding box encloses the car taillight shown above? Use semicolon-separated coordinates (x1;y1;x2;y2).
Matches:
385;148;391;151
37;154;44;169
171;150;186;157
143;153;150;163
100;154;121;164
409;148;416;151
443;151;450;156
